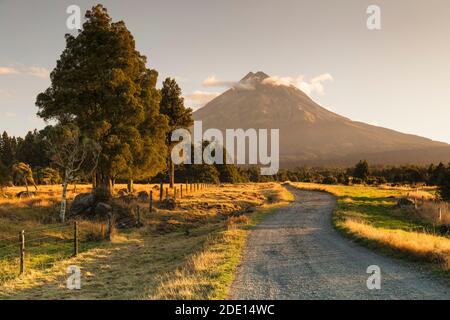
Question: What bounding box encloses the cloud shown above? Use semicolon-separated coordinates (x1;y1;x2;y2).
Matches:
185;90;221;109
0;67;19;75
263;73;333;96
26;67;50;79
202;75;254;90
0;66;50;79
202;76;236;88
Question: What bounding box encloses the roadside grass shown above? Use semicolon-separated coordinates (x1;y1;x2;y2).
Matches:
0;183;293;299
0;183;162;286
289;182;450;275
146;183;294;299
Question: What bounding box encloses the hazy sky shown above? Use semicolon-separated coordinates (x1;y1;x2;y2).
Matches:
1;0;450;143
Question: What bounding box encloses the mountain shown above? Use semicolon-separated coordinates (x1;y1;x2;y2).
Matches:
193;71;450;167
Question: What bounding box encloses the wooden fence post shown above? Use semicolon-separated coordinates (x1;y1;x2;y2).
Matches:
19;230;25;275
149;191;153;213
137;206;141;225
181;185;183;199
174;188;177;203
160;182;164;202
73;221;78;257
166;188;169;201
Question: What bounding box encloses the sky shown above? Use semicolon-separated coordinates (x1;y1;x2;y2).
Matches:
1;0;450;143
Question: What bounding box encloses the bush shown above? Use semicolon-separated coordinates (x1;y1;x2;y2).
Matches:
38;167;62;185
323;176;338;185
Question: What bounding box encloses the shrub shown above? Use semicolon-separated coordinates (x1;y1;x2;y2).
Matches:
323;176;338;185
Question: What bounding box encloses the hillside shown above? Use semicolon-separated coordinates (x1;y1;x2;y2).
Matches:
194;72;450;167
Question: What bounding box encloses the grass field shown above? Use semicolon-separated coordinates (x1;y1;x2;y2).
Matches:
289;182;450;275
0;182;293;299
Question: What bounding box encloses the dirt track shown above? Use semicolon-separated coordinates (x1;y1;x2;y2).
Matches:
229;188;450;300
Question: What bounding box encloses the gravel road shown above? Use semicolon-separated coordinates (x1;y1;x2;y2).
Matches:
229;188;450;300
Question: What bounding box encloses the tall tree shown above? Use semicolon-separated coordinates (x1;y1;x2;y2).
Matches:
0;131;17;168
354;160;370;182
159;78;193;188
0;160;11;194
36;5;168;196
16;130;50;169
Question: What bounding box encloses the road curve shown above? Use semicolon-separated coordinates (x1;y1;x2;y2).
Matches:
229;188;450;300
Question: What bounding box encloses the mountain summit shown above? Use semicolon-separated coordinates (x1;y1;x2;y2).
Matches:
194;72;450;167
240;71;270;83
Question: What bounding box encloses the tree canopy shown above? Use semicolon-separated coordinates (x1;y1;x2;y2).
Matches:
36;4;168;194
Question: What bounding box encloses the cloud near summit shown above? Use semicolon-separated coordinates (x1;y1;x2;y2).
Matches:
201;73;333;96
185;72;333;109
262;74;333;96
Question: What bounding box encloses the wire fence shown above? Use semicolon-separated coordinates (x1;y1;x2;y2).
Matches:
0;182;211;285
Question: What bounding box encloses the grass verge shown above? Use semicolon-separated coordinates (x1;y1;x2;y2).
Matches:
146;184;294;299
288;182;450;276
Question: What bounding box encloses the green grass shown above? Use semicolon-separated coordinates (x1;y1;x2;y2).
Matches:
0;226;105;285
289;182;450;276
289;183;433;231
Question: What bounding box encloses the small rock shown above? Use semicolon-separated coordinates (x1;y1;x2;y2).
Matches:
16;191;36;199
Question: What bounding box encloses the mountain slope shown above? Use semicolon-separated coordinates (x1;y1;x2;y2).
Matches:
193;72;450;167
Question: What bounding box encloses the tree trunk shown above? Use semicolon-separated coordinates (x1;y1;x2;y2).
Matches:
60;180;69;223
98;175;113;198
127;179;134;193
169;158;174;188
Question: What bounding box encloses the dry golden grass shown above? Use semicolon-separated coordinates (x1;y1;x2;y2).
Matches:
0;182;293;299
344;219;450;267
289;182;450;274
415;201;450;225
146;184;293;300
